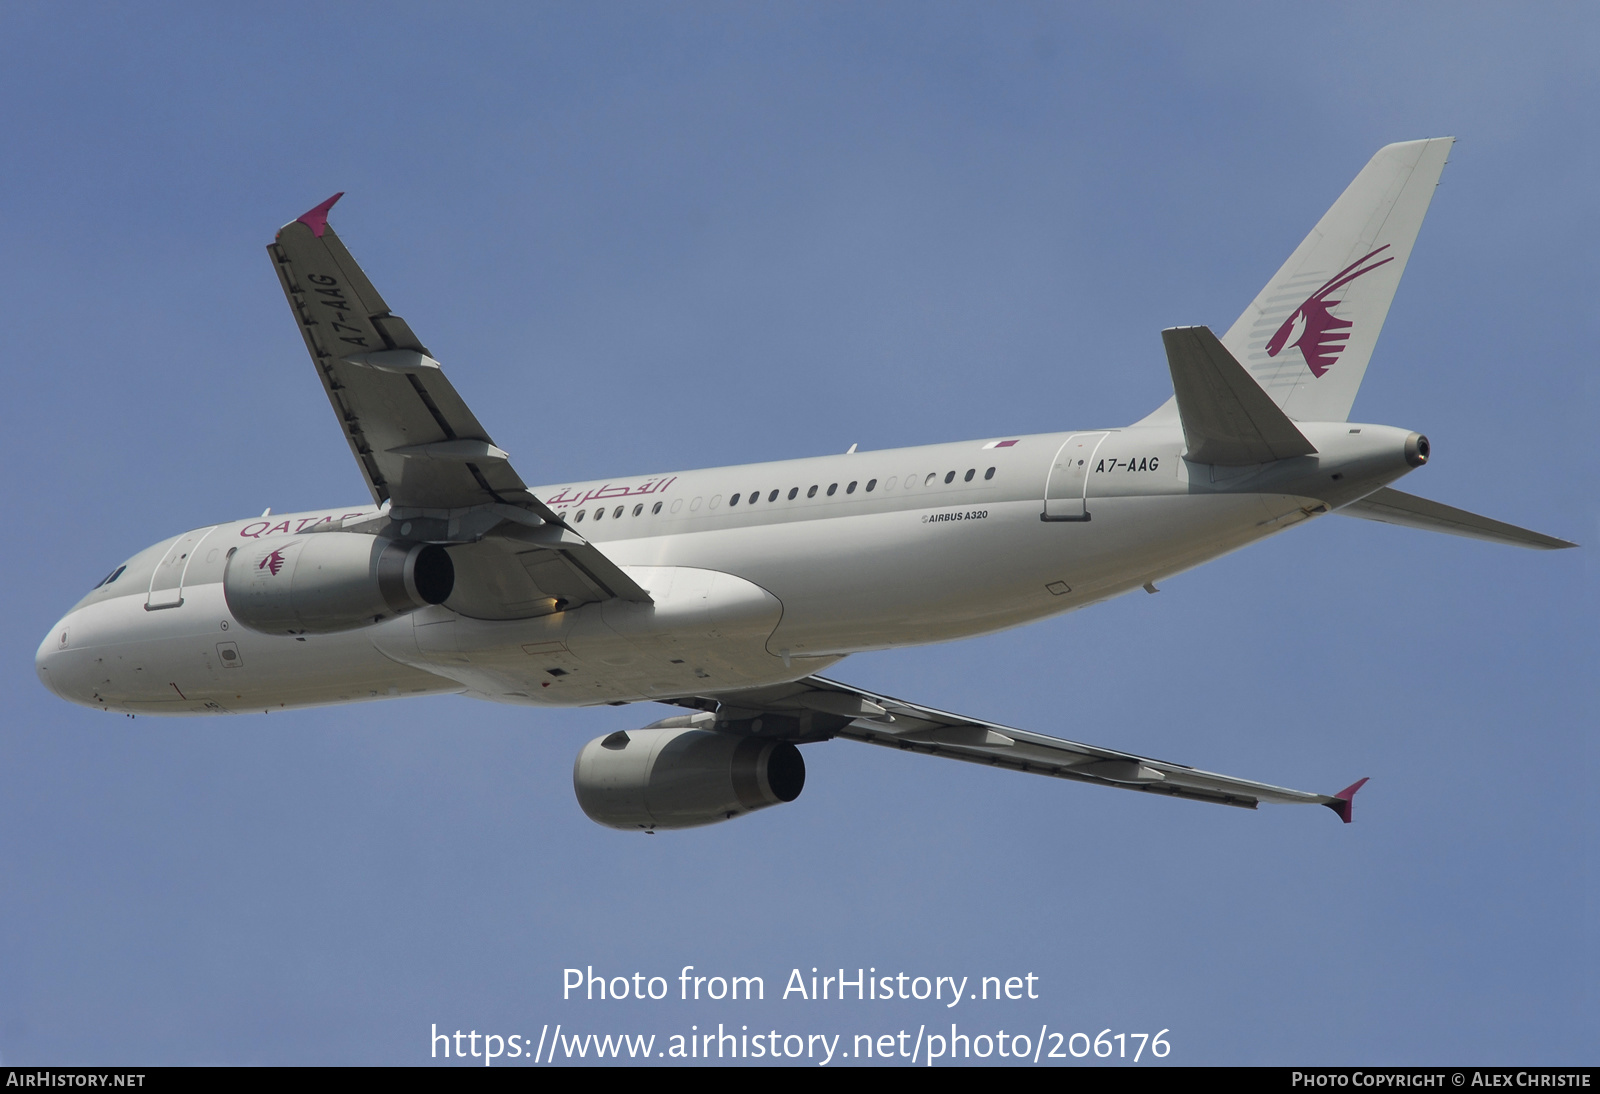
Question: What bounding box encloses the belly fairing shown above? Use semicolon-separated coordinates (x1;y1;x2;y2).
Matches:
368;566;838;707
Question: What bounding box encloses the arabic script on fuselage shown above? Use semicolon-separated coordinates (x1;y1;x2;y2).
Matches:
544;477;678;510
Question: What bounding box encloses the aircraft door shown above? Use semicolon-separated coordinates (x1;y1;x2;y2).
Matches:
1042;433;1110;522
146;526;217;610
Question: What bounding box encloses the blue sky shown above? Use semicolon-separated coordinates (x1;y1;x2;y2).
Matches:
1;3;1593;1065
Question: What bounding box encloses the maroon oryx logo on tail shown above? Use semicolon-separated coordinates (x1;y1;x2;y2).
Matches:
1265;245;1393;378
259;548;288;576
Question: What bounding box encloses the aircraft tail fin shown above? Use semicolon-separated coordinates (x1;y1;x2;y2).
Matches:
1222;138;1454;422
1136;138;1453;427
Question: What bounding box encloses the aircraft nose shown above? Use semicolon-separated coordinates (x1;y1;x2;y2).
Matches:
36;618;70;698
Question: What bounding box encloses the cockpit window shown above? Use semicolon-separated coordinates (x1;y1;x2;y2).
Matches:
94;565;126;589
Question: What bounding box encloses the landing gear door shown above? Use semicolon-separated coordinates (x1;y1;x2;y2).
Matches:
146;526;217;610
1042;433;1110;522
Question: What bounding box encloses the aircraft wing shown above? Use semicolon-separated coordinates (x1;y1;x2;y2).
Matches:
674;676;1367;821
269;194;650;604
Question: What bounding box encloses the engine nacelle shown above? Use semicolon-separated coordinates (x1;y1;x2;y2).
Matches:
573;725;805;831
224;533;454;635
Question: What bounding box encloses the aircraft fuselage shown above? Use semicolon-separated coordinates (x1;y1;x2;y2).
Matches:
36;421;1422;715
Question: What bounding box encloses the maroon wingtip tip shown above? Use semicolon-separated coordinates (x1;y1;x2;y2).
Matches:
1328;777;1370;824
296;192;345;237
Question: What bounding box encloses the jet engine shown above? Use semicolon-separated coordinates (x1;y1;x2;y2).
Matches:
224;533;453;635
573;724;805;831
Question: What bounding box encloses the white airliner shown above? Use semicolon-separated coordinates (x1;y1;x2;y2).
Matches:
35;138;1573;831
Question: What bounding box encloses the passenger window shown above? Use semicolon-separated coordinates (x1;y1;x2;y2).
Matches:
985;467;995;480
633;503;643;517
884;476;897;491
652;501;663;514
710;495;722;509
613;506;623;519
807;485;818;498
924;473;937;486
690;497;703;511
846;481;857;494
575;510;586;522
944;471;956;484
769;489;779;502
788;488;798;500
730;493;741;506
827;483;838;496
866;479;877;492
594;508;605;520
964;468;975;482
671;499;684;513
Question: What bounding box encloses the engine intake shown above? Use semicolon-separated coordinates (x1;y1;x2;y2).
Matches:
224;533;453;635
573;725;805;831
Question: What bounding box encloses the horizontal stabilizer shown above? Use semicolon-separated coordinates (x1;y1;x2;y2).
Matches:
1162;326;1318;466
1339;488;1576;550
